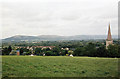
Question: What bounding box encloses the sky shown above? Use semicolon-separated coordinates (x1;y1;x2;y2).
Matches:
0;0;119;39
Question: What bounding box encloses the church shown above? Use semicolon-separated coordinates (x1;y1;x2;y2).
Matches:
106;23;113;49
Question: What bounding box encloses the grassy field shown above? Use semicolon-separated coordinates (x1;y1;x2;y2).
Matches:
2;56;119;77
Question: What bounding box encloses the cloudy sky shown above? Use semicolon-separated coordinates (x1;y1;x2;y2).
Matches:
0;0;119;39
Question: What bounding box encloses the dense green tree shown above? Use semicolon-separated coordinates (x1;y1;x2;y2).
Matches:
107;44;119;57
20;48;24;55
74;47;85;56
2;47;9;55
52;47;61;56
24;52;32;55
8;46;12;53
84;42;96;57
95;45;107;57
60;50;68;56
35;48;42;55
45;51;53;56
2;40;119;57
118;45;120;57
19;48;29;55
46;48;51;51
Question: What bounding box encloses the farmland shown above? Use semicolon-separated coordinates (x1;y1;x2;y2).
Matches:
2;56;118;77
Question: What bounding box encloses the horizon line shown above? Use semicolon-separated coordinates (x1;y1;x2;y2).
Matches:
2;34;118;39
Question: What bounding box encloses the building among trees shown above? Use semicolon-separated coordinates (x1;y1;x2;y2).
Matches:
106;23;113;49
17;50;20;56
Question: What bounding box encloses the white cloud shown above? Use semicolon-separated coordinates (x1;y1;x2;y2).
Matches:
1;0;119;38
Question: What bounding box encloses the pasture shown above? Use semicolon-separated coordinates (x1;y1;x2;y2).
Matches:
2;56;118;77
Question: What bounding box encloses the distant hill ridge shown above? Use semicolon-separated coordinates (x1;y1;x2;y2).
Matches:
2;35;118;42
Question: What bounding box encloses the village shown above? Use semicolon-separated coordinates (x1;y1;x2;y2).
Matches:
1;24;119;57
1;0;119;77
9;45;72;56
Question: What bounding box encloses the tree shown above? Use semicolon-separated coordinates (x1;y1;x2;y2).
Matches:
24;52;32;55
2;47;9;55
95;45;107;57
52;47;61;56
19;48;29;55
107;44;119;57
46;48;51;51
20;48;24;55
118;45;120;57
74;47;85;56
84;42;96;57
60;50;68;56
35;48;42;55
45;51;53;56
8;46;12;53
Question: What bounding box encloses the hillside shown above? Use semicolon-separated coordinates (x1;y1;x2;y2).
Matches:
2;35;118;42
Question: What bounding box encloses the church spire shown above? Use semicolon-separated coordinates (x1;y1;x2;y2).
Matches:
106;23;112;41
106;23;113;49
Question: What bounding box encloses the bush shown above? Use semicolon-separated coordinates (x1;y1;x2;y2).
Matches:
66;54;69;56
45;51;53;56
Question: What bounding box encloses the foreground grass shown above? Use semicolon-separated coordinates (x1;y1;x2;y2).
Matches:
2;56;118;77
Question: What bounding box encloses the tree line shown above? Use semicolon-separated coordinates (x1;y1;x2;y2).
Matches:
2;42;120;58
74;43;120;58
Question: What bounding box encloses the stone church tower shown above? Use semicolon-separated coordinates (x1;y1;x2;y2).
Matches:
106;23;113;49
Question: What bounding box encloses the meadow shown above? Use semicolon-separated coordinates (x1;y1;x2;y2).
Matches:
2;56;119;77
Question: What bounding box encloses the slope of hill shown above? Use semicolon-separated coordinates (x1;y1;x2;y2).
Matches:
2;35;118;42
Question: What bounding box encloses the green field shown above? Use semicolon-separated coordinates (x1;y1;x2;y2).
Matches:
2;56;119;77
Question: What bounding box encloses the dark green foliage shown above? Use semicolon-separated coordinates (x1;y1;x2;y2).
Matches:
107;44;119;57
95;45;107;57
8;45;12;53
74;42;97;57
19;48;29;55
60;50;68;56
2;46;12;55
20;48;24;55
34;48;42;55
2;47;9;55
24;52;32;55
84;42;96;57
2;40;120;57
52;47;61;56
46;48;51;51
74;42;119;58
45;51;53;56
74;47;85;56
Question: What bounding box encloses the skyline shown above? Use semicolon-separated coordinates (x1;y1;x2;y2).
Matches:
2;34;119;39
0;0;119;39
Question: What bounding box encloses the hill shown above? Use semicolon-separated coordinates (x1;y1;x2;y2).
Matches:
2;35;118;42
